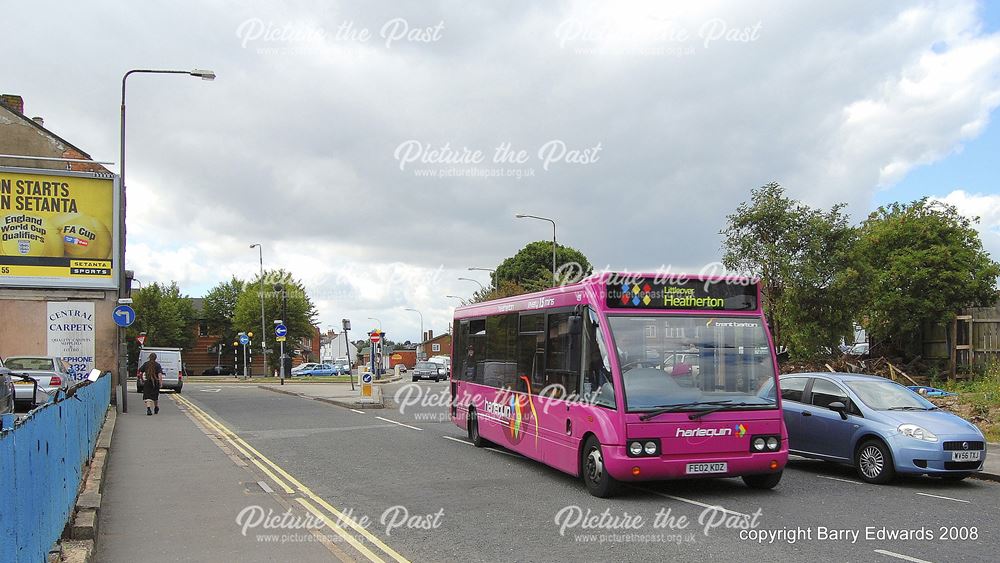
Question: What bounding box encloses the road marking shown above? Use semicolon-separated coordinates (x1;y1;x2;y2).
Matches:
818;475;863;485
201;388;222;392
375;416;422;431
175;395;410;563
486;447;523;458
442;436;472;446
915;492;970;504
873;548;934;563
297;498;386;563
631;486;750;519
351;409;367;414
257;480;274;494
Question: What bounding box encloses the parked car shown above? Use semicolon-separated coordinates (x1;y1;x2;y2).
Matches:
202;365;235;376
0;366;14;415
396;364;408;373
137;347;184;393
333;361;352;375
845;342;870;356
2;356;73;409
764;372;987;483
412;361;447;382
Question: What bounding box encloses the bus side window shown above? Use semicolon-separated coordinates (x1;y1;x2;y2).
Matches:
544;312;581;398
518;313;545;393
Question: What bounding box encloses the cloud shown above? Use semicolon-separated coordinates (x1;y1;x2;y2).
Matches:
4;0;1000;340
932;190;1000;258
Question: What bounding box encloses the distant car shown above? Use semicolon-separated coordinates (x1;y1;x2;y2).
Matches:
765;372;987;483
202;365;235;376
427;356;451;377
412;361;447;382
298;364;338;376
333;361;352;375
0;366;14;415
2;356;73;409
291;363;321;376
845;342;870;356
396;364;408;373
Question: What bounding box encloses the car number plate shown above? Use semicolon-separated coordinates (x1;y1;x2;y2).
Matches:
686;462;727;474
951;451;981;462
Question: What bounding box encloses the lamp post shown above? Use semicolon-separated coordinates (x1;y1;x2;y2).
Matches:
457;277;485;291
446;295;464;302
119;67;215;413
515;213;557;286
404;308;424;359
469;266;497;290
250;243;267;375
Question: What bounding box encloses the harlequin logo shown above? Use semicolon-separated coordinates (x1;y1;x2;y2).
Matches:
620;282;653;307
487;377;540;447
735;424;747;438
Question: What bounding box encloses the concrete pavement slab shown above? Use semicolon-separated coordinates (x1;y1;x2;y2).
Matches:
95;391;340;562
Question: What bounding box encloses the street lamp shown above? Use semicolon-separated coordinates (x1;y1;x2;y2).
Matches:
515;213;557;286
403;308;424;358
250;243;267;374
368;317;382;330
457;277;485;291
469;266;497;290
119;67;215;413
446;295;465;302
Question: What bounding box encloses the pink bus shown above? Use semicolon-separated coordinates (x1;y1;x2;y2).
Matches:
450;273;787;497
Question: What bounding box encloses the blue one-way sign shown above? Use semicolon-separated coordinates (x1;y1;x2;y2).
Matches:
275;324;287;337
113;305;136;327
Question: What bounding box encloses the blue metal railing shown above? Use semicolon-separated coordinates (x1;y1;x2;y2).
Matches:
0;373;110;562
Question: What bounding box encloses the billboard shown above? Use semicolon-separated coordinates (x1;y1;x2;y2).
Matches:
0;167;119;289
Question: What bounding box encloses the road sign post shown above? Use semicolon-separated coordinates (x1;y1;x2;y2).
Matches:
275;322;287;385
239;332;250;380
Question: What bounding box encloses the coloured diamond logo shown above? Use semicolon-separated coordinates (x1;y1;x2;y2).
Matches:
619;282;654;307
735;424;747;438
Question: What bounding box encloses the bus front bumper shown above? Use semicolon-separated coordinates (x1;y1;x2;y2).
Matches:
603;446;788;481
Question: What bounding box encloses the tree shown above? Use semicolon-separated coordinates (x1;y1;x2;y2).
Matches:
486;241;593;300
233;269;318;372
125;282;196;371
202;276;245;354
721;183;862;358
855;198;1000;357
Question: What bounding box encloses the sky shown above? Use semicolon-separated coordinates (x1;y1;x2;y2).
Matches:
4;0;1000;343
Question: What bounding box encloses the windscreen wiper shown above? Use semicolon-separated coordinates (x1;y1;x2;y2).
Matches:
687;402;770;420
888;406;926;411
639;400;734;422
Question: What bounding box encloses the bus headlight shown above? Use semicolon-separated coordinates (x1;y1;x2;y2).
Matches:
766;436;779;451
627;439;661;457
753;437;766;451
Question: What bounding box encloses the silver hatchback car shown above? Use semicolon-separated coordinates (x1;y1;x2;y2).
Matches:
2;356;74;408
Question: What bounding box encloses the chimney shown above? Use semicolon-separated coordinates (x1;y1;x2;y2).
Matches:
0;94;24;114
428;330;433;340
31;116;44;127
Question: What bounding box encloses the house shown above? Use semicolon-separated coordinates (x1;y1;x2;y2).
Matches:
418;330;452;359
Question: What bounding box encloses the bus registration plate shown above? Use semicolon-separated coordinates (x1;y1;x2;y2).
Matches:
686;462;727;474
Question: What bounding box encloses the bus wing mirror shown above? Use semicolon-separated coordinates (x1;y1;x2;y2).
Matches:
568;315;583;335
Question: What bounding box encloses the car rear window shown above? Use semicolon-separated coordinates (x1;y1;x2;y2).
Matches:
4;358;55;370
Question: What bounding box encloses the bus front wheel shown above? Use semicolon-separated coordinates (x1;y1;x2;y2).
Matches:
468;407;488;447
581;436;619;498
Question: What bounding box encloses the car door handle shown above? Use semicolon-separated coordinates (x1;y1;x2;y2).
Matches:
801;411;812;417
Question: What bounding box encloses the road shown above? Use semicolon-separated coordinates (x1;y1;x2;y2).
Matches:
170;381;997;562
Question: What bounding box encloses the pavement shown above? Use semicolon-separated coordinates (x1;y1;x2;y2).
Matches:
95;390;346;562
984;444;1000;482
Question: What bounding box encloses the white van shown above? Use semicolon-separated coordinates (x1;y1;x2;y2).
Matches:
136;347;184;393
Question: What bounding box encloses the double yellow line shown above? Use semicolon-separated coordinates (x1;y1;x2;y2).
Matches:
173;394;410;563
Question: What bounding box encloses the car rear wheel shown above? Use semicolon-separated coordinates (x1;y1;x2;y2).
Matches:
743;471;782;489
468;407;488;447
939;472;971;482
581;436;619;498
856;439;895;484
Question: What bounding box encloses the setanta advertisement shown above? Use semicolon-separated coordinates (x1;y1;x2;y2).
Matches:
0;167;118;289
